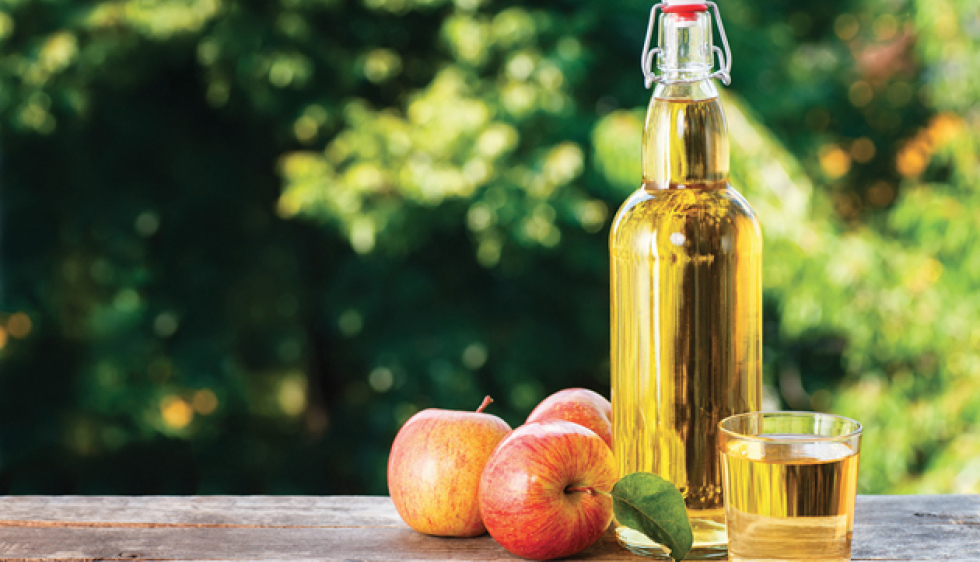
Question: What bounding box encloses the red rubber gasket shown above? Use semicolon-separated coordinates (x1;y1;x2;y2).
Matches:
662;3;708;13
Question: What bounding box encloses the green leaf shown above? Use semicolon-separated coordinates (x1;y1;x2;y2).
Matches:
611;472;693;561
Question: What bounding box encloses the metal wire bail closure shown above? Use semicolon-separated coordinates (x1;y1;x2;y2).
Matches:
640;1;733;88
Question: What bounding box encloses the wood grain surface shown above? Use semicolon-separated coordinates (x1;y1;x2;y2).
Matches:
0;495;973;560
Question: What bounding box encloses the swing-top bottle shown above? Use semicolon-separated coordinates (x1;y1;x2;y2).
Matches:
610;1;762;558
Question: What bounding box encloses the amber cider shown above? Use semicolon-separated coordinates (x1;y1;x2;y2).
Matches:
721;436;860;562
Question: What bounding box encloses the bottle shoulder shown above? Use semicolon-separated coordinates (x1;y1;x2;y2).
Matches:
612;183;759;225
609;184;762;256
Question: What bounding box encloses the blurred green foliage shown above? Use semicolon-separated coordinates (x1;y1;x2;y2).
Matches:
0;0;978;495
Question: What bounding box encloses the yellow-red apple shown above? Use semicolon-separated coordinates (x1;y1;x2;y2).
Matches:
387;396;511;537
526;388;612;449
479;420;617;560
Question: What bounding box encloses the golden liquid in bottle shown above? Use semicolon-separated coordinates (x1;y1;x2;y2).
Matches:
610;97;762;558
721;436;860;562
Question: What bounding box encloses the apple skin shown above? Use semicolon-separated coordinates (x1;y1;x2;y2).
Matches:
388;401;511;537
479;420;617;560
526;388;613;450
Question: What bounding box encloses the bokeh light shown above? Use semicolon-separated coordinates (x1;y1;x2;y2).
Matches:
0;0;978;497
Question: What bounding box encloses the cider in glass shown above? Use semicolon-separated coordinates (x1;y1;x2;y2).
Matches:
719;412;863;562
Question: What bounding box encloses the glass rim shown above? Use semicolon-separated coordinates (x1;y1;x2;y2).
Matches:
718;411;863;444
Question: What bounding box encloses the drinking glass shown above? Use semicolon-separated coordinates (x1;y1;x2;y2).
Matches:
719;412;862;562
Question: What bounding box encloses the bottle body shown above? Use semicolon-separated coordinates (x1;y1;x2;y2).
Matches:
610;92;762;558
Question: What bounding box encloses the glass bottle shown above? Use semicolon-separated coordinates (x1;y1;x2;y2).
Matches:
609;1;761;559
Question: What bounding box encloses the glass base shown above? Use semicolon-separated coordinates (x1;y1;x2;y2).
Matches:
616;508;728;560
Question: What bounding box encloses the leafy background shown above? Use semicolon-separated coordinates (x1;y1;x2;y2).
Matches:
0;0;978;495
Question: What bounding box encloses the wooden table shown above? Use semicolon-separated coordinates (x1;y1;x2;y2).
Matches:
0;495;975;560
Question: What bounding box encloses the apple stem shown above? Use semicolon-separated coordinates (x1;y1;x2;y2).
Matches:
476;395;493;414
565;486;597;496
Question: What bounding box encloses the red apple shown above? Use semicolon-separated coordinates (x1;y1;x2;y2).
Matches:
526;388;613;449
388;396;511;537
479;420;617;560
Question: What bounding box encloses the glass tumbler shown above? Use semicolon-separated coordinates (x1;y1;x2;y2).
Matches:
719;412;862;562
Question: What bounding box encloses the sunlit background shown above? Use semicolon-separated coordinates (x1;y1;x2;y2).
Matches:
0;0;978;495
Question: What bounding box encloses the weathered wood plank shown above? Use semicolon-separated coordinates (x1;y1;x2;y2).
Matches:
855;494;980;525
849;494;980;560
0;496;403;528
0;495;971;561
0;523;976;561
0;526;528;561
0;494;974;527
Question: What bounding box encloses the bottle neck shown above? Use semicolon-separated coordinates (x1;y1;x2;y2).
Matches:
641;10;730;190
